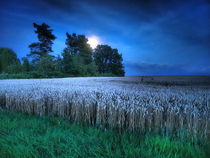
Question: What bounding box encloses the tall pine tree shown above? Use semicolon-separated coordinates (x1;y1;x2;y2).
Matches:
28;23;56;63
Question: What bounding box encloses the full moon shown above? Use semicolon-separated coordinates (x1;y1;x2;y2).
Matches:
88;36;100;49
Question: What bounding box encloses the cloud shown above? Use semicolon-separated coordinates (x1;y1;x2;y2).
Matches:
125;62;210;75
156;1;210;49
41;0;84;15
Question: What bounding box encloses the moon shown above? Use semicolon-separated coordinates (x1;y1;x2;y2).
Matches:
88;36;100;49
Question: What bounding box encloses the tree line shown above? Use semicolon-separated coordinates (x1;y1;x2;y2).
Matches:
0;23;125;78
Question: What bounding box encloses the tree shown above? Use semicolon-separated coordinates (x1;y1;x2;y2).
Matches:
37;55;55;73
5;64;22;74
64;33;92;64
0;48;21;73
22;57;30;72
94;45;125;76
28;23;56;63
54;55;63;72
62;48;80;75
62;33;97;76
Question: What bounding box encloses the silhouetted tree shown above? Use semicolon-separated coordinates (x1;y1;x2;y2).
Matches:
37;55;55;73
22;57;30;72
54;55;63;72
28;23;56;63
0;48;21;73
0;25;125;78
94;45;124;76
62;48;80;75
62;33;97;76
65;33;92;64
5;64;22;74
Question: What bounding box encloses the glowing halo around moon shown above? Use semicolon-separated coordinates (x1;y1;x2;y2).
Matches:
88;36;100;49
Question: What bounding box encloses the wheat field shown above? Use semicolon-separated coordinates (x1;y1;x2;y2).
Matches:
0;77;209;139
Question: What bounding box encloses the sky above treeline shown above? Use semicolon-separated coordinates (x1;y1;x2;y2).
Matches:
0;0;210;75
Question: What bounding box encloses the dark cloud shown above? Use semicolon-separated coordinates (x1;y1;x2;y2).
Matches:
125;62;210;75
182;33;210;50
34;0;193;24
156;1;210;49
41;0;80;13
125;62;188;75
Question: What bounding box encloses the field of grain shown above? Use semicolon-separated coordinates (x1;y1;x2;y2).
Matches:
0;77;210;139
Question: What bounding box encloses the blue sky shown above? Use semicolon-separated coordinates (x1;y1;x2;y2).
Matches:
0;0;210;75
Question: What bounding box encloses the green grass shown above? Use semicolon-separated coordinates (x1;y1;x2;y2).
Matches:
0;111;209;158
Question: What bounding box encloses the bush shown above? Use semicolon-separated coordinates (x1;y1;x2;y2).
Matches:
5;64;22;74
29;71;46;78
0;73;32;79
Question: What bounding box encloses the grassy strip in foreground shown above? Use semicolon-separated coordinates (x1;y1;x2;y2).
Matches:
0;111;209;158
